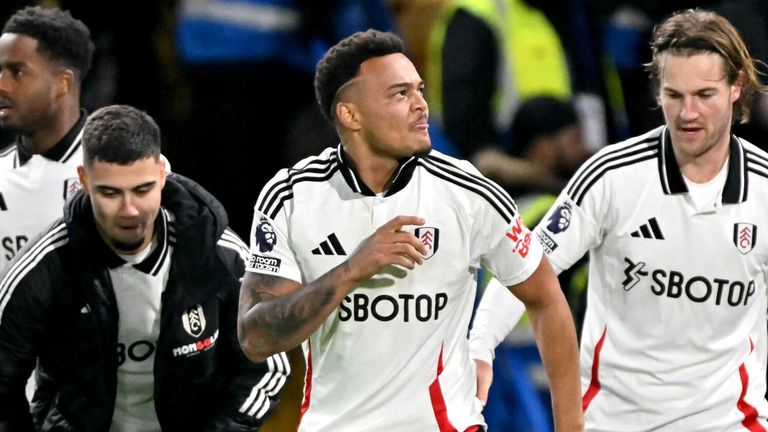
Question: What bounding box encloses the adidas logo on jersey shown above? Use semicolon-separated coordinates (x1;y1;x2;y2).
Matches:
631;217;664;240
312;233;346;255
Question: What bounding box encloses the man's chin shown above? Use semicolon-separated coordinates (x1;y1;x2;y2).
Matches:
110;238;146;254
413;144;433;158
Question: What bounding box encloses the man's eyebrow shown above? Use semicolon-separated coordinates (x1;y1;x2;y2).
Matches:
385;80;424;91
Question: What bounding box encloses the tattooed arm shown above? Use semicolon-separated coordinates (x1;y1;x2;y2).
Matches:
237;215;428;363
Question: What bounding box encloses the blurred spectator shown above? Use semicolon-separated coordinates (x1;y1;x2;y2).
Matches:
173;0;395;238
425;0;609;160
472;96;591;328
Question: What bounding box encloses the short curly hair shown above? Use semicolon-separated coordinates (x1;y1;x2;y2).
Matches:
3;6;94;84
314;29;405;124
82;105;161;166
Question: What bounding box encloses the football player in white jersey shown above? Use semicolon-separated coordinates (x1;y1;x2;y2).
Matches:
471;9;768;431
238;30;583;432
0;6;93;270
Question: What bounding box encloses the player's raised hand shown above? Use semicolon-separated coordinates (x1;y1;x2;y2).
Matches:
346;215;428;280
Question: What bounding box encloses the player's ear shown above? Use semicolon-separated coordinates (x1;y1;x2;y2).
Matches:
55;69;75;98
76;165;89;194
336;102;361;130
730;70;744;103
158;159;167;188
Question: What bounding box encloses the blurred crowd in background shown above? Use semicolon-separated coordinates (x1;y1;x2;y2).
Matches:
2;0;767;239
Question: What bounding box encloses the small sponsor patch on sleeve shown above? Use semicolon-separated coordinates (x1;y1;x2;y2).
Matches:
536;230;558;254
545;201;573;234
504;216;532;258
248;254;282;273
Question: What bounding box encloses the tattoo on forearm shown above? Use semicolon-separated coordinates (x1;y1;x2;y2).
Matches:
246;273;341;341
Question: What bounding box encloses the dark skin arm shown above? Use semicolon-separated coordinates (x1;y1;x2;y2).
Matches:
237;215;428;363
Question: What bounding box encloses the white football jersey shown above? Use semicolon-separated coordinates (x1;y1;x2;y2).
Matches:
246;146;542;432
537;126;768;431
0;125;83;271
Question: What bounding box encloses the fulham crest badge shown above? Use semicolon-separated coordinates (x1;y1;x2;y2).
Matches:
733;223;757;255
182;304;206;337
415;227;440;259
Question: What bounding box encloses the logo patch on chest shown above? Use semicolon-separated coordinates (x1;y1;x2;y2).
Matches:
415;226;440;259
733;223;757;255
182;304;206;337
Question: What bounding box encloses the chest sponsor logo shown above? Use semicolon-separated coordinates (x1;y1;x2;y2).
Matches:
182;304;206;337
63;177;81;200
620;257;756;307
505;216;531;258
172;329;219;358
249;254;281;273
2;235;28;261
255;216;277;253
117;340;156;366
546;202;573;234
733;223;757;255
338;292;448;322
415;226;439;259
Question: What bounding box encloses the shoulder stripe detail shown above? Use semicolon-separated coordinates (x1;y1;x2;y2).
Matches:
746;147;768;183
0;223;68;325
257;156;339;219
568;139;659;205
0;145;15;158
239;351;290;418
419;154;518;223
746;149;768;173
218;228;250;263
61;128;83;163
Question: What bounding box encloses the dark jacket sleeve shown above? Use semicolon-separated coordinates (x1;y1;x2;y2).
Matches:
0;250;61;432
205;234;290;431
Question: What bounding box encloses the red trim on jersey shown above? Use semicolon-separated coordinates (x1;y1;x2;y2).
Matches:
463;426;480;432
429;345;458;432
737;338;765;432
298;343;313;430
582;326;607;412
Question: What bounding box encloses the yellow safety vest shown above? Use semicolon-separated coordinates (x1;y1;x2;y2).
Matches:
427;0;572;132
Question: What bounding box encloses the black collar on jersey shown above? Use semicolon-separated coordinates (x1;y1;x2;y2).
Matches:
102;208;175;276
16;109;87;166
335;144;419;197
658;126;747;204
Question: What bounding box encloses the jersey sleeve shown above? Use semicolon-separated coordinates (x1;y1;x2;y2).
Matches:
533;168;605;274
468;277;527;364
245;206;302;284
245;168;303;283
447;157;543;286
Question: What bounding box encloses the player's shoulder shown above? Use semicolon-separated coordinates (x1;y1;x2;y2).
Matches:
255;146;341;216
418;149;520;221
739;136;768;182
565;127;663;200
420;149;481;174
590;126;663;164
